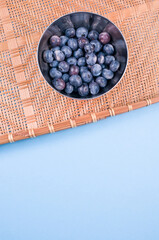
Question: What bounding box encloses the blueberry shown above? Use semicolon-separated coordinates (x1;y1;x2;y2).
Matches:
91;64;102;77
105;55;115;65
109;60;120;72
103;44;114;55
58;61;69;73
99;32;111;44
78;83;89;97
95;76;107;87
84;43;95;53
54;50;65;61
90;40;102;52
81;70;93;83
50;35;61;47
67;57;77;65
78;37;89;49
65;82;74;94
49;68;62;79
74;48;84;59
52;78;65;91
80;66;88;74
67;38;78;51
65;28;75;38
60;35;68;46
51;46;60;52
89;81;100;95
69;65;79;75
77;57;86;66
76;27;88;38
49;60;58;68
85;53;97;65
69;75;82;87
43;50;53;63
88;30;99;40
97;52;105;64
61;46;72;58
102;68;114;79
62;73;69;82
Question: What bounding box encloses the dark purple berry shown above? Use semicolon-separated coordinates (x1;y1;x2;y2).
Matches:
53;78;65;91
105;55;115;65
61;46;72;58
76;27;88;38
90;40;102;52
65;82;74;94
78;83;89;97
50;35;61;47
60;35;68;46
102;68;114;79
49;60;58;68
89;81;100;95
69;65;79;75
67;38;78;51
103;44;114;55
65;28;75;38
97;52;105;64
49;68;62;78
43;50;53;63
67;57;77;65
109;60;120;72
77;57;86;66
54;50;65;61
91;64;102;77
78;37;89;49
80;66;88;74
81;70;93;83
74;48;84;59
85;53;97;66
88;30;99;40
62;73;69;82
58;61;69;73
99;32;111;44
69;75;82;87
95;76;107;87
51;46;60;52
84;43;95;53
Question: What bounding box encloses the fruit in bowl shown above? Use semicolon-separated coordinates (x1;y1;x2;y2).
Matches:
38;12;128;99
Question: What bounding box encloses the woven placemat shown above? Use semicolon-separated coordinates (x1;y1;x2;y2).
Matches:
0;0;159;144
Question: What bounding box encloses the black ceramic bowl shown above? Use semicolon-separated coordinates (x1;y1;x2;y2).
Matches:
37;12;128;99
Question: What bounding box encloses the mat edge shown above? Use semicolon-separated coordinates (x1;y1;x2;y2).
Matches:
1;96;159;145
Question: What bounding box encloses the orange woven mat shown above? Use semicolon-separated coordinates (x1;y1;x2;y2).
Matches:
0;0;159;144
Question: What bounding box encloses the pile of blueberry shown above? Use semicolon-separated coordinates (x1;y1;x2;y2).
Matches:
43;27;120;97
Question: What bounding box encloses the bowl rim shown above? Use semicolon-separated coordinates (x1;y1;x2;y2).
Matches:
37;11;129;101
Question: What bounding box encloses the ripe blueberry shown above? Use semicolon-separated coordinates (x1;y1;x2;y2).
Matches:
50;35;61;47
109;60;120;72
52;78;65;91
90;40;102;52
65;28;75;38
81;70;93;83
89;81;100;95
43;50;53;63
95;76;107;87
67;38;78;51
61;46;72;58
69;65;79;75
78;83;89;97
102;68;114;79
49;68;62;78
69;75;82;87
91;64;102;76
103;44;114;55
65;82;74;94
58;61;69;73
88;30;99;40
54;50;65;61
85;53;97;65
76;27;88;38
77;57;86;66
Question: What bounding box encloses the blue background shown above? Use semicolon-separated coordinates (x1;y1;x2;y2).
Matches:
0;103;159;240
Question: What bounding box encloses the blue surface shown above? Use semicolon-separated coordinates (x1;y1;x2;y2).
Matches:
0;103;159;240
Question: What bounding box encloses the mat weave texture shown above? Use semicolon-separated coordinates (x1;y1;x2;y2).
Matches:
0;0;159;144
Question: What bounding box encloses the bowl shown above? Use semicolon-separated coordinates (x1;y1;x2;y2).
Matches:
37;12;128;100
